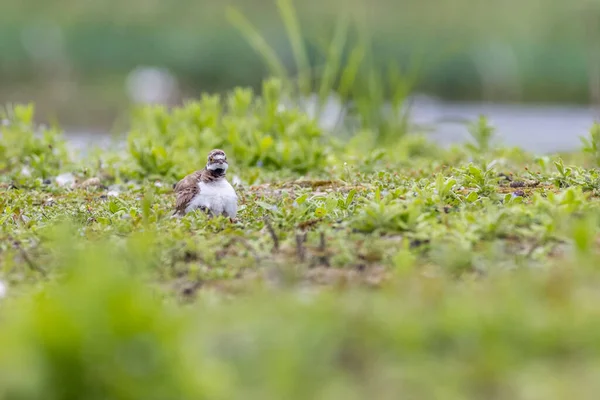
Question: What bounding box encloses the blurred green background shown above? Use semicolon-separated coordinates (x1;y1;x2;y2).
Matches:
1;0;600;129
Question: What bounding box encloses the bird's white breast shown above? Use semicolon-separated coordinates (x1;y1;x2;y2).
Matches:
186;179;238;217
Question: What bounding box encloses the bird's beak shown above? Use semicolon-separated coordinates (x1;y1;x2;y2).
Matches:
208;160;228;171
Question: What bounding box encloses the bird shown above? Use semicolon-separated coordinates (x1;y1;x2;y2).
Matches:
172;149;238;219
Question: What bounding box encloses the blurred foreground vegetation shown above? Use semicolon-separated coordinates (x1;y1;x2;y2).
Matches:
2;0;600;127
3;72;600;397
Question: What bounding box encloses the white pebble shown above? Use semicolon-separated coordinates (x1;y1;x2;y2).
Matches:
125;66;177;104
55;172;76;187
0;280;7;298
20;166;31;177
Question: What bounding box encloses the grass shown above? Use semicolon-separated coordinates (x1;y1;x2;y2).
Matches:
227;0;427;145
3;83;600;398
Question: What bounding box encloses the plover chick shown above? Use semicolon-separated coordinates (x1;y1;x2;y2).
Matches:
173;149;238;219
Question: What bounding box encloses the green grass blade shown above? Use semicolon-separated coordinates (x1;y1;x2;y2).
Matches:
317;14;350;120
337;41;366;100
226;6;288;82
276;0;311;95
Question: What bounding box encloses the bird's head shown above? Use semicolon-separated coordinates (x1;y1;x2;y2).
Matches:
206;149;228;175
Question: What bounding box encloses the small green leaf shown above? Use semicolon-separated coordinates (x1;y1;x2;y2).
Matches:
108;200;121;214
466;191;479;203
345;189;357;208
259;136;274;152
257;201;275;211
295;194;308;205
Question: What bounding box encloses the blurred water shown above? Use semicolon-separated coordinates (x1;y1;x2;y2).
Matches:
63;98;600;155
409;97;600;154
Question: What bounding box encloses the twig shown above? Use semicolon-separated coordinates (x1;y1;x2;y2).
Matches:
180;281;203;303
11;239;47;277
526;240;540;259
318;231;330;267
263;216;279;252
39;209;51;221
228;237;260;264
296;232;307;262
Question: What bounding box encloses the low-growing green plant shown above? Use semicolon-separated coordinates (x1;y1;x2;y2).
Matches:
351;194;428;234
465;115;496;155
457;161;499;198
551;157;600;192
0;103;70;180
0;231;203;400
581;121;600;167
5;93;600;398
434;173;458;204
127;79;333;179
4;228;600;399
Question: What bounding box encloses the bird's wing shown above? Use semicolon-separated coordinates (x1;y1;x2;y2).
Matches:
173;170;203;215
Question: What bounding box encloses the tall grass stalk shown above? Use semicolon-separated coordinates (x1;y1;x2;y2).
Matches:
316;13;350;123
276;0;312;96
227;0;424;147
225;7;288;82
